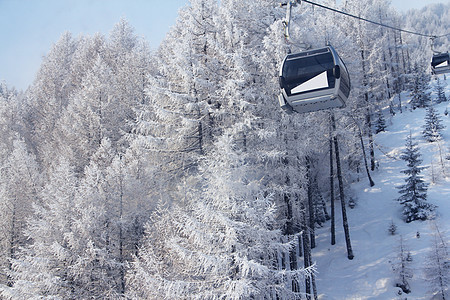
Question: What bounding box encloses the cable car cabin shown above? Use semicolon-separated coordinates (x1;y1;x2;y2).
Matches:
431;52;450;75
278;46;351;114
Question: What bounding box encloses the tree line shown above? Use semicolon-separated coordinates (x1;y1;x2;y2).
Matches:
0;0;448;298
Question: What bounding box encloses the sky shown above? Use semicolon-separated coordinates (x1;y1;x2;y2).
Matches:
0;0;188;91
0;0;448;91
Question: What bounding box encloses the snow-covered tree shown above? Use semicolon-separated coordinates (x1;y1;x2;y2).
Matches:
375;107;387;133
409;63;431;109
388;220;397;235
1;160;78;299
423;225;449;299
423;105;446;142
0;138;41;286
65;162;124;298
392;235;413;294
434;77;447;104
397;133;434;222
2;157;126;299
52;57;112;173
127;131;312;299
24;32;78;171
130;0;220;208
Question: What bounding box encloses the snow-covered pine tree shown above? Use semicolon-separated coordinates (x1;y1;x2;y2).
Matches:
24;32;78;172
54;56;112;174
0;138;41;287
219;1;322;295
397;133;435;222
127;131;313;299
2;158;125;299
388;220;397;235
1;160;78;299
423;225;449;299
422;105;445;142
66;162;124;299
131;0;220;205
409;63;431;109
434;77;447;104
101;149;155;295
104;19;150;148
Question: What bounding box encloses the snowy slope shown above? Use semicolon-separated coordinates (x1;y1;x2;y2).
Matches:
314;75;450;300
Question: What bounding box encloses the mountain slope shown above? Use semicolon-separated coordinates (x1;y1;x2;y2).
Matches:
314;75;450;300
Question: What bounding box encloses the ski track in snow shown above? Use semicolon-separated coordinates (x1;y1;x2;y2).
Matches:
313;75;450;300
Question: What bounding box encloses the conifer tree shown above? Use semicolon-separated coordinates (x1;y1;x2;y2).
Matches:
423;105;445;142
397;133;434;222
409;63;431;109
434;77;447;104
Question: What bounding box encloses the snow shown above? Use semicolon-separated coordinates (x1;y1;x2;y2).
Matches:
313;74;450;299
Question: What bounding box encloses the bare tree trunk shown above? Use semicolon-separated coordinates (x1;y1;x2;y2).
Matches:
331;113;354;260
367;111;376;172
302;211;311;299
329;118;336;246
355;125;375;187
302;208;318;300
283;152;301;295
306;157;316;249
118;155;125;295
378;9;392;100
198;120;204;155
312;272;318;300
399;32;408;75
298;234;303;257
7;203;17;287
314;176;330;222
360;49;376;171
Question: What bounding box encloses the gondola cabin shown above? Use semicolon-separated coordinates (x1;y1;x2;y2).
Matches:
431;52;450;75
278;45;351;114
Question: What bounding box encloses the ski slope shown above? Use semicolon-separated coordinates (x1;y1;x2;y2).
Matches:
314;75;450;300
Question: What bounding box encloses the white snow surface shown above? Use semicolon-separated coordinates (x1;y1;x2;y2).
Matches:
314;75;450;300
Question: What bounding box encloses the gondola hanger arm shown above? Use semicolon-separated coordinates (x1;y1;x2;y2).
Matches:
280;0;301;40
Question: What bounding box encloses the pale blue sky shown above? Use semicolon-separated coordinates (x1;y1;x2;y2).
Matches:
0;0;447;91
0;0;188;91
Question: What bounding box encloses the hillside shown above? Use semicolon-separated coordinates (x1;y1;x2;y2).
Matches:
314;75;450;299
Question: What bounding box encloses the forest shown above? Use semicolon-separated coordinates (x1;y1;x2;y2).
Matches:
0;0;449;299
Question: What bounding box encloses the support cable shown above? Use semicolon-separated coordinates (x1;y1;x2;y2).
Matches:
300;0;450;39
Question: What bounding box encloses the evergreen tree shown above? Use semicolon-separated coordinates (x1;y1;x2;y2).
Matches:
388;220;397;235
422;105;445;143
397;133;434;222
434;77;447;104
409;63;431;109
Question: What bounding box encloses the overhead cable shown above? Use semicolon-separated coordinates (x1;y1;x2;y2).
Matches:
301;0;450;39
